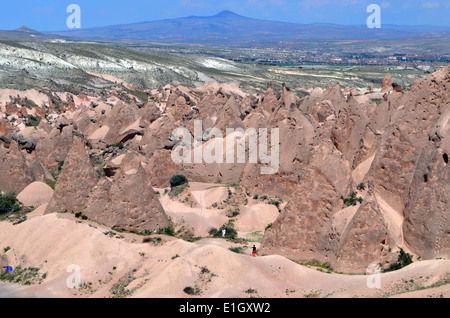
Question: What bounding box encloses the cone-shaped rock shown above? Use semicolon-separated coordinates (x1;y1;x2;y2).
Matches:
45;137;97;213
83;161;169;232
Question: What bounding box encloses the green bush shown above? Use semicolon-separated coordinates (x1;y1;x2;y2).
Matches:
74;212;88;220
45;179;56;190
183;286;199;295
0;266;46;285
227;208;240;218
213;224;238;239
383;248;413;272
168;183;188;198
110;142;124;149
24;115;41;127
139;229;153;236
0;191;20;215
229;246;245;254
158;226;175;236
22;98;38;109
341;191;363;207
356;182;366;191
169;174;188;189
143;237;162;244
370;98;383;105
268;200;281;212
303;259;333;271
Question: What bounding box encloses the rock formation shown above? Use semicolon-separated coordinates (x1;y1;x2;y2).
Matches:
3;62;448;273
45;137;98;213
83;159;169;233
260;65;450;272
382;73;393;92
0;140;42;193
35;125;73;168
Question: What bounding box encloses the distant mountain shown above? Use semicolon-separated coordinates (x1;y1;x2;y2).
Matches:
0;26;64;42
50;10;450;43
15;26;37;33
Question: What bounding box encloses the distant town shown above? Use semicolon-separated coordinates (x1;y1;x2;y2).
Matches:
138;42;450;68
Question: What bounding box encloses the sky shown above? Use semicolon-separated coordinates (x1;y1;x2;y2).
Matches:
0;0;449;31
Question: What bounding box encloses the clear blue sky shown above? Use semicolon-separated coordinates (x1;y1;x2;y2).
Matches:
1;0;449;31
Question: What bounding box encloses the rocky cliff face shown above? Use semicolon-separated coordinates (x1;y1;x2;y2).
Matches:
83;152;169;232
261;65;450;272
0;140;45;193
44;137;169;232
402;83;450;259
45;137;98;213
2;63;448;273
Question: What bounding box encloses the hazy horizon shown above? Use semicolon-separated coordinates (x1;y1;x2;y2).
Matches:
1;0;449;32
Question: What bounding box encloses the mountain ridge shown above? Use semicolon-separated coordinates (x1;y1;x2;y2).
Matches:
47;10;450;43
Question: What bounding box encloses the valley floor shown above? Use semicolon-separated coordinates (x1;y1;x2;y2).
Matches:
0;204;449;298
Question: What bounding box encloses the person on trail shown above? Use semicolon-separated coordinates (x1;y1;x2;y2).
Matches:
252;245;257;257
222;228;226;238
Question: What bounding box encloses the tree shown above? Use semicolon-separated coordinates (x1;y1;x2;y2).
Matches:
384;248;413;272
169;174;188;189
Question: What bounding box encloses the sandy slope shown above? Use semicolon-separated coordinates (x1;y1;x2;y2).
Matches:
1;182;449;299
234;203;279;234
375;191;405;250
16;182;54;207
1;180;448;299
158;182;279;239
158;183;230;237
0;89;49;108
1;210;449;298
0;282;30;298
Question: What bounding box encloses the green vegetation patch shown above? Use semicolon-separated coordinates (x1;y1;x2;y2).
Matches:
0;191;20;215
341;191;363;207
24;114;41;127
229;246;245;254
0;266;47;285
183;286;201;295
297;259;334;273
383;248;413;272
169;174;189;189
210;223;238;240
169;183;189;199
